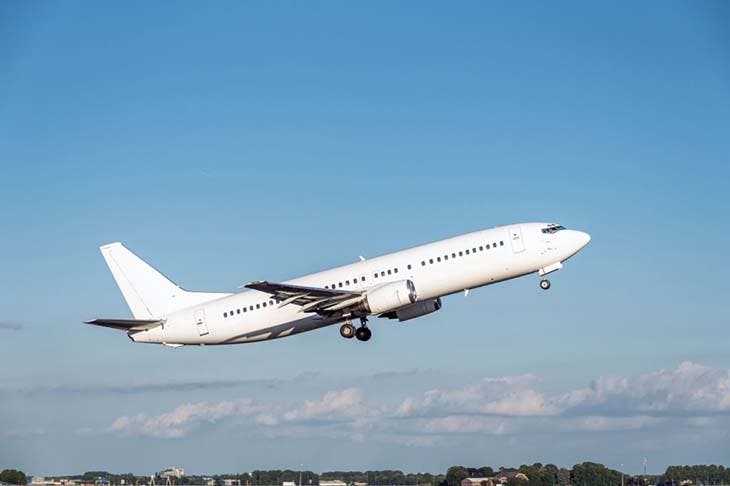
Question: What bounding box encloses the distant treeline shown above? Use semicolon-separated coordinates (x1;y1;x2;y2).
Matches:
446;463;730;486
3;464;730;486
63;470;443;486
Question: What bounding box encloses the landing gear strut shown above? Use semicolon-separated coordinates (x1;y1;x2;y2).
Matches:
355;317;372;341
540;279;551;290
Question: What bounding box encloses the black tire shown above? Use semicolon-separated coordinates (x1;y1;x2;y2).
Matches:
355;326;372;342
540;279;551;290
340;323;355;339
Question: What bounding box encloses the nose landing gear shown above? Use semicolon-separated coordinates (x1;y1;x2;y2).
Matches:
540;279;551;290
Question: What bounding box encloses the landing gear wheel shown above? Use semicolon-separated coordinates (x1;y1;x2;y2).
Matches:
540;279;551;290
355;326;372;342
340;323;355;339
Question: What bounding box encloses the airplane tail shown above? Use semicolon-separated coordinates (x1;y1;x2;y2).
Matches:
99;242;231;319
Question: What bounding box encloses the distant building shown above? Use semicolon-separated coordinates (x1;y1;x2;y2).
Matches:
283;482;297;486
159;469;185;480
222;480;240;486
461;478;495;486
494;473;528;484
319;481;347;486
30;478;67;486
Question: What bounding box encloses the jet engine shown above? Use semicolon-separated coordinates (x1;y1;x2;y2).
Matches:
382;297;442;322
360;280;417;314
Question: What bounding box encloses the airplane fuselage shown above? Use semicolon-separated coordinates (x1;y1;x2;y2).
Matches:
126;222;590;346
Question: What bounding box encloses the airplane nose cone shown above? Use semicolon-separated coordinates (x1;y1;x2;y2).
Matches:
577;231;591;249
563;230;591;256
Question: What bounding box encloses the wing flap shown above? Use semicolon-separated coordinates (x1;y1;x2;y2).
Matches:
244;281;364;315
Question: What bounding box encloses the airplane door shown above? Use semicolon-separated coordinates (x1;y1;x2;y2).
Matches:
509;226;526;253
194;309;209;336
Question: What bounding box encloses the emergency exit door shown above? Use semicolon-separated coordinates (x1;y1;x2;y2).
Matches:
195;309;209;336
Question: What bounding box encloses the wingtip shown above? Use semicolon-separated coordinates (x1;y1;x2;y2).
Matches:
99;242;123;251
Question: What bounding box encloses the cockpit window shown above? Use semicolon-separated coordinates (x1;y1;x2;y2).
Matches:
541;224;567;234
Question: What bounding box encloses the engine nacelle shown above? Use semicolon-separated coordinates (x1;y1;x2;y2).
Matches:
361;280;417;314
386;297;442;322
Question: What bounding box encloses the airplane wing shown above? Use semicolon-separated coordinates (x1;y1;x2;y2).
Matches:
85;318;164;331
244;280;365;315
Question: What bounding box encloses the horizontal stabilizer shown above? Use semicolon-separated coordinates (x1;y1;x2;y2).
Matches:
85;318;163;331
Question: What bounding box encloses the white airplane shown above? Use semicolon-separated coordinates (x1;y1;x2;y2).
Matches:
87;222;590;346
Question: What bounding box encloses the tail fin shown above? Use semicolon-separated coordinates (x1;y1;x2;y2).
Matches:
100;242;231;319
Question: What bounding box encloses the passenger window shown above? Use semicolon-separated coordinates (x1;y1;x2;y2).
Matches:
429;258;434;264
362;276;366;281
354;277;358;283
262;302;267;308
452;252;456;258
346;280;350;285
493;242;497;247
243;307;247;313
338;282;343;288
437;257;441;262
230;310;234;315
256;304;260;309
466;249;470;255
224;312;228;318
408;264;412;270
500;241;504;246
479;246;483;251
249;305;253;311
387;269;391;275
486;244;490;249
394;268;398;273
269;300;274;306
381;271;385;276
237;309;241;314
459;251;463;256
445;255;449;260
421;261;426;266
374;273;379;278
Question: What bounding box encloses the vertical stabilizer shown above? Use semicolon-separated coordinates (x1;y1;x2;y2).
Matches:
99;243;230;319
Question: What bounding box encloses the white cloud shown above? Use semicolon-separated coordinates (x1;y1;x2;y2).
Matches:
563;415;666;432
395;374;557;418
557;361;730;414
104;362;730;443
109;398;263;438
282;388;366;422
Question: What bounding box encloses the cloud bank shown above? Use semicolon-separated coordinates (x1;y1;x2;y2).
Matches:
106;361;730;444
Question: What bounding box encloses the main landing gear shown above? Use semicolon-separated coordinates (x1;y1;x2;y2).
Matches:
540;279;551;290
340;317;371;342
339;322;355;338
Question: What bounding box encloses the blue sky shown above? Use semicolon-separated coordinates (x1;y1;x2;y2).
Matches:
1;0;729;477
